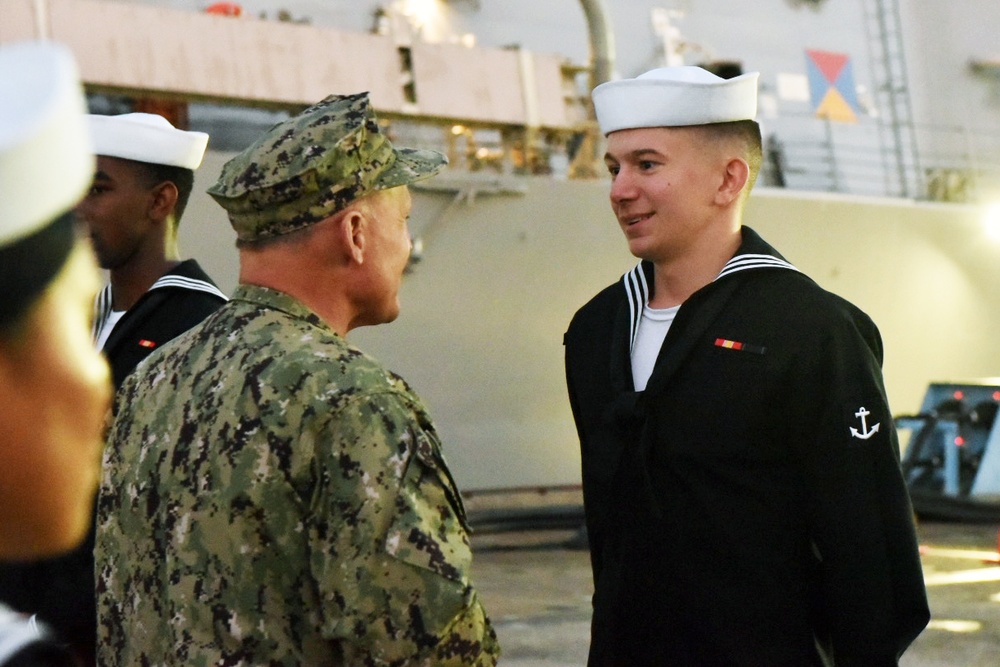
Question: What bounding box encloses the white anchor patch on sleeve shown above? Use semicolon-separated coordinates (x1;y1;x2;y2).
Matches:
850;406;881;440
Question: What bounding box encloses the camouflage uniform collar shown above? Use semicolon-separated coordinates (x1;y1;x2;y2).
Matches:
231;284;329;330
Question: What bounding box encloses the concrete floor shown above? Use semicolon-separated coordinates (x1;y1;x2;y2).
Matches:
469;519;1000;666
472;534;592;667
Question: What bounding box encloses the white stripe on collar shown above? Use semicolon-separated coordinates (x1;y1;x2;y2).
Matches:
0;606;47;664
92;284;113;343
716;253;799;280
622;253;798;352
623;264;650;351
148;274;228;302
90;275;227;344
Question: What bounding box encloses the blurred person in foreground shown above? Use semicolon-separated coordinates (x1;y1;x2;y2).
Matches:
564;66;929;666
0;110;227;667
94;92;499;666
0;41;112;666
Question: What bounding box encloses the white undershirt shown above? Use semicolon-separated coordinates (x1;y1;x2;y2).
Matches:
95;310;126;351
631;304;679;391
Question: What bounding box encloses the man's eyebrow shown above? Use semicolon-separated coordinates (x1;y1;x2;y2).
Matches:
627;148;664;159
92;170;112;182
605;148;665;162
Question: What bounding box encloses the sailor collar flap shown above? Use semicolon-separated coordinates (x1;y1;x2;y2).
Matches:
622;227;799;353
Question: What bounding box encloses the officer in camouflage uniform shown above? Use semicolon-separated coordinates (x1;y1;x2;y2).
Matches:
95;92;499;666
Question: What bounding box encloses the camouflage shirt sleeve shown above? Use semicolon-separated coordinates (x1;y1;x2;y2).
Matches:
308;388;499;666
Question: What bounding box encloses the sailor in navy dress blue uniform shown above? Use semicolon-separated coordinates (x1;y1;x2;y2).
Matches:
564;65;929;666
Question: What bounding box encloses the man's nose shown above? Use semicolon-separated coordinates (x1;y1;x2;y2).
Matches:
609;171;636;204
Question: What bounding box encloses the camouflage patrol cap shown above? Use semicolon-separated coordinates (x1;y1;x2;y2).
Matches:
208;92;447;242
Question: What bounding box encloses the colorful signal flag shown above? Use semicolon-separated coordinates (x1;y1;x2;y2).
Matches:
805;49;860;123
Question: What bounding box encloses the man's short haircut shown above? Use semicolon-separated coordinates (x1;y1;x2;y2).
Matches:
129;159;196;225
700;120;763;194
235;215;318;250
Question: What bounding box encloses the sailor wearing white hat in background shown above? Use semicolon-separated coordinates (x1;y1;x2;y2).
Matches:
565;65;929;665
0;40;112;667
78;111;226;386
88;112;209;171
0;102;227;666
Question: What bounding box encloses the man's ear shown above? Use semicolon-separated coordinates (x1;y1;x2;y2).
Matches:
716;157;750;206
341;208;366;264
148;181;179;223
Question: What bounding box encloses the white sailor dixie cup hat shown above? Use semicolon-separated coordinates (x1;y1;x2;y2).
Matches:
87;112;209;169
0;41;93;248
592;66;760;135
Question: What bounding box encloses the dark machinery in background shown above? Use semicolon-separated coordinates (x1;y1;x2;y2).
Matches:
895;381;1000;522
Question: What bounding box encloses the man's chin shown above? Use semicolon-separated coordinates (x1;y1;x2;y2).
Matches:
627;242;654;261
356;304;401;329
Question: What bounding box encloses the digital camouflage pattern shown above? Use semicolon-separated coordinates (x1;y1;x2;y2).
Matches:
207;92;447;243
95;285;499;666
